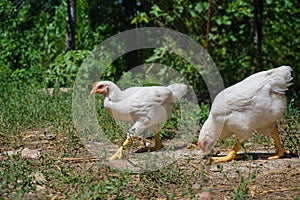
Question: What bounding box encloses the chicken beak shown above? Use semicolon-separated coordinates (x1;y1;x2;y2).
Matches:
198;140;204;152
90;89;101;94
90;89;96;94
198;140;208;155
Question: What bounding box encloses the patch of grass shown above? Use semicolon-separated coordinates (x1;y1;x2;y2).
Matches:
281;99;300;156
0;82;204;199
136;159;209;199
0;154;36;199
216;161;258;200
0;83;73;148
233;163;257;199
1;81;299;199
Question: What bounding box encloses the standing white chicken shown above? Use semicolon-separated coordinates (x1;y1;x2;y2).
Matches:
91;81;187;160
198;66;293;163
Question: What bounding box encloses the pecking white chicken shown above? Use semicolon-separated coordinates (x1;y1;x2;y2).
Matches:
198;66;293;163
91;81;187;160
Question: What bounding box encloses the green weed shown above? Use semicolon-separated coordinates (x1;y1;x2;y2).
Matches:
0;82;298;199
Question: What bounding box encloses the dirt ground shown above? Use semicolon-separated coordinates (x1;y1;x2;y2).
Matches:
189;149;300;200
2;131;299;200
89;138;300;199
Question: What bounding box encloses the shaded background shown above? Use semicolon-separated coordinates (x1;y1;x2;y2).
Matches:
1;0;299;107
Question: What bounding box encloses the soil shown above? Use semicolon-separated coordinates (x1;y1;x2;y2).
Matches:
92;138;300;199
2;131;299;200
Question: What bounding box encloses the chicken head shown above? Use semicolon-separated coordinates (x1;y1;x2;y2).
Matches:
90;82;109;95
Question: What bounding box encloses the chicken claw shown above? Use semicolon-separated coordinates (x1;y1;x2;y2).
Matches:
108;147;124;161
213;151;236;163
267;148;288;160
146;132;164;151
268;125;289;160
212;142;241;163
108;137;132;161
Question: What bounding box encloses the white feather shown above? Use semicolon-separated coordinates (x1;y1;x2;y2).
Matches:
198;66;293;153
97;81;187;135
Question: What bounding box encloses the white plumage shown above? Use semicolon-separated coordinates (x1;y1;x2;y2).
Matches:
91;81;187;160
198;66;293;163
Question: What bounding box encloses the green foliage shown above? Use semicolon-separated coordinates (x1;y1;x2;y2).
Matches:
198;103;210;125
263;0;300;105
45;50;90;87
0;82;73;148
209;1;253;85
1;0;299;106
0;1;40;75
233;164;257;200
132;0;299;106
9;66;44;85
0;154;36;198
0;0;64;72
281;99;300;156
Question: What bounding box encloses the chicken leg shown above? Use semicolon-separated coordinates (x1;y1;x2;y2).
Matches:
213;141;241;163
108;137;133;161
147;131;164;151
268;124;289;160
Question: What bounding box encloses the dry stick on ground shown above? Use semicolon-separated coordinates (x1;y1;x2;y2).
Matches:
24;141;50;144
255;187;299;196
208;185;232;191
190;162;212;176
50;195;58;200
61;157;101;162
288;171;300;177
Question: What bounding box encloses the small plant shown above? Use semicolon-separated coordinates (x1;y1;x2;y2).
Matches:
0;153;36;198
216;161;258;200
45;50;90;87
198;102;210;125
233;162;258;200
280;99;300;157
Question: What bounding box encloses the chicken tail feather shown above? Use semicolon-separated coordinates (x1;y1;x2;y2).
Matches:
270;65;293;94
167;83;188;101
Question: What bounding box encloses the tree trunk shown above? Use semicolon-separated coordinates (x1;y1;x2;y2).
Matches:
253;0;263;71
66;0;76;51
122;0;142;69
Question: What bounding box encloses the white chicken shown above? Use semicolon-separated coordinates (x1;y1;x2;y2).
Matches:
90;81;187;160
198;66;293;163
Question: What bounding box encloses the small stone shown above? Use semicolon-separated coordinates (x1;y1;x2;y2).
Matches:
195;192;212;200
192;183;201;190
186;143;197;149
36;185;46;192
21;148;40;159
44;130;56;140
33;172;47;184
3;150;18;156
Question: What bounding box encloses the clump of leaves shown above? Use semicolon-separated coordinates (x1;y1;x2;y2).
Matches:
217;162;258;200
281;99;300;157
45;50;90;87
233;165;257;199
0;154;36;198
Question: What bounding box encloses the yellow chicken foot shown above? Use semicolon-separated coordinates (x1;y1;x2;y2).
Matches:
108;137;132;161
213;142;241;163
268;124;289;160
147;132;164;151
